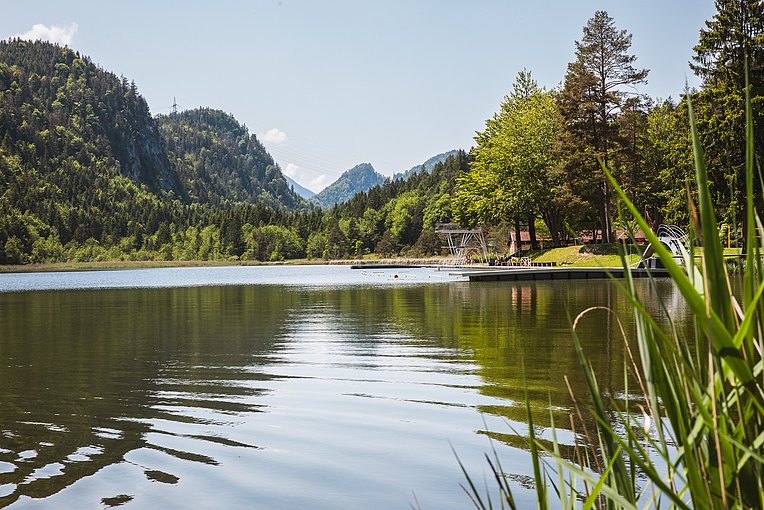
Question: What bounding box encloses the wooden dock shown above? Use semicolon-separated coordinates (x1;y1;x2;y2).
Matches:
350;263;422;269
462;266;670;282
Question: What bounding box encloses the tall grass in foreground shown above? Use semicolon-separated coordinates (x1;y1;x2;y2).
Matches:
460;85;764;509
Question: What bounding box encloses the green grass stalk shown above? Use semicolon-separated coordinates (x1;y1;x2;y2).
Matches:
460;79;764;509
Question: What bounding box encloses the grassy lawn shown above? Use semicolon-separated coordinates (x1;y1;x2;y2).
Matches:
527;244;642;267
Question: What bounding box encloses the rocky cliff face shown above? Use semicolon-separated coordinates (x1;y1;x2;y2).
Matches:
110;105;179;193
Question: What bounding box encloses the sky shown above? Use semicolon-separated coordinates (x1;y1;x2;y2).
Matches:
2;1;717;192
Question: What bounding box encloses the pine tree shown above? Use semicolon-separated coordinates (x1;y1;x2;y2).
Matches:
690;0;764;245
558;11;648;243
692;0;764;91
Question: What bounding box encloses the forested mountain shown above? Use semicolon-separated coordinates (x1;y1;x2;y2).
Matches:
1;4;757;266
394;149;459;180
0;39;178;192
0;39;186;263
156;108;303;208
311;162;385;208
284;174;315;199
0;40;305;264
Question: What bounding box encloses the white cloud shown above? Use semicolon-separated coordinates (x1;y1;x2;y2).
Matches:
309;174;329;191
284;163;299;178
15;23;78;46
260;128;288;145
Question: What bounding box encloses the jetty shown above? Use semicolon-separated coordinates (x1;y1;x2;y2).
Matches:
350;263;422;269
460;266;669;282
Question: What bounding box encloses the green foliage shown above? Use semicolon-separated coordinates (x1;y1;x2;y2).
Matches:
311;163;385;208
0;39;178;193
644;99;694;225
306;231;328;259
375;230;398;257
691;0;764;91
156;108;303;209
461;68;764;510
241;224;303;261
454;71;564;243
557;10;649;243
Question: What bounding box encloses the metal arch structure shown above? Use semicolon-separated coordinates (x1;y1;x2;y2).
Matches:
638;224;689;268
656;224;689;256
435;223;489;265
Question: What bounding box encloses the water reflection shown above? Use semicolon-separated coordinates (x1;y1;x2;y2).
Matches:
298;279;691;453
0;286;291;507
0;271;689;509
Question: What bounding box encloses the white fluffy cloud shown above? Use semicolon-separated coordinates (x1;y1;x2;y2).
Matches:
15;23;78;46
309;175;329;191
260;128;288;145
284;163;299;177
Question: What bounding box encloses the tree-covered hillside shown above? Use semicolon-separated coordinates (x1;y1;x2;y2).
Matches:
311;162;385;208
157;108;303;209
0;39;178;192
0;40;308;264
0;39;185;263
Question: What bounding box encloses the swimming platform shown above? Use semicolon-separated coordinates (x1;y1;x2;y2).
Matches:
349;263;670;281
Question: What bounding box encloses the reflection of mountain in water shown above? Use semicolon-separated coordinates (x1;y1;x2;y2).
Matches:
0;286;293;506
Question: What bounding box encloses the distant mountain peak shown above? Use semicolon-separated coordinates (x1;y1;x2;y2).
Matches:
394;149;460;180
311;163;385;208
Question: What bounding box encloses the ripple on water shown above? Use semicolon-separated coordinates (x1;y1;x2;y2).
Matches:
66;445;104;462
0;268;668;509
22;462;65;483
16;450;37;461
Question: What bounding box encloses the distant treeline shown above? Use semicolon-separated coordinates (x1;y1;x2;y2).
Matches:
1;1;763;264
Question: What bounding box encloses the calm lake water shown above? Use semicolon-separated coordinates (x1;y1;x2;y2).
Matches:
0;265;687;509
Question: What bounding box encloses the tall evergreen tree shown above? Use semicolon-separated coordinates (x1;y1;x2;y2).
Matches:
690;0;764;244
558;11;648;243
692;0;764;91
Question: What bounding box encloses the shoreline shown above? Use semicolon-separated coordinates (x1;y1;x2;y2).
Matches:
0;257;457;274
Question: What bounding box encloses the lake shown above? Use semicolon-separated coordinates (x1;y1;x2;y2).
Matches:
0;265;687;509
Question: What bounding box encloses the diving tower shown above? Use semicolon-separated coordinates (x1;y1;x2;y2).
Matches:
435;223;489;265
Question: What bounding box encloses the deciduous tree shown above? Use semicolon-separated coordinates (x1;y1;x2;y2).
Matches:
453;71;564;246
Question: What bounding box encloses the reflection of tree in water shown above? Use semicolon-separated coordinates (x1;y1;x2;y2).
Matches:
0;286;293;507
308;280;691;454
0;279;693;505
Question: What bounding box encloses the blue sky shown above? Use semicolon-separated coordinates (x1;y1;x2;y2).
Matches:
2;1;716;192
